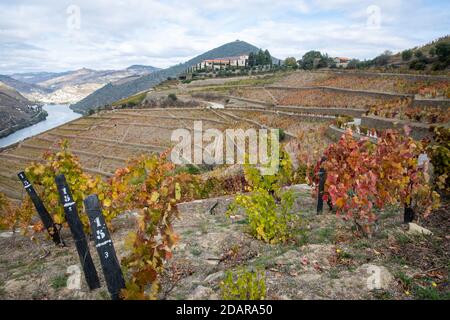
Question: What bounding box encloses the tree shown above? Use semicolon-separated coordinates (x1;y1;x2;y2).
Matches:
429;47;436;56
256;49;265;66
401;49;413;61
435;42;450;62
414;50;424;58
248;52;256;67
264;49;272;65
318;53;333;68
373;50;392;66
283;57;298;68
300;50;322;70
347;59;360;69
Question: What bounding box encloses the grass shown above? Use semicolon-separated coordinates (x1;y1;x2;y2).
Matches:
51;274;68;290
174;164;201;175
98;290;110;300
112;91;147;107
372;290;394;300
395;271;450;300
190;246;202;257
0;280;5;297
317;227;336;244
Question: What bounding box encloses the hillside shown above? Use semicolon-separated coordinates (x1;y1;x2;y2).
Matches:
0;83;46;138
70;40;276;113
352;36;450;73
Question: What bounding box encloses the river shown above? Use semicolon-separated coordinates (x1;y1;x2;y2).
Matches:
0;104;81;148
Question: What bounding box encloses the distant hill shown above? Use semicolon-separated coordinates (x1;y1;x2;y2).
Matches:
0;83;46;138
0;74;49;96
6;65;160;104
10;71;72;84
70;40;276;112
127;65;161;74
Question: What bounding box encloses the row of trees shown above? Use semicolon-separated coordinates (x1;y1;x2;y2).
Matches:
248;49;272;67
346;42;450;71
283;51;336;70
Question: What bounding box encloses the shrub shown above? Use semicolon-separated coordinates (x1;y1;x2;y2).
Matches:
24;140;112;231
410;60;427;70
278;128;286;141
402;50;413;61
334;115;354;129
220;268;266;300
227;151;300;243
426;126;450;193
316;129;439;236
167;93;177;101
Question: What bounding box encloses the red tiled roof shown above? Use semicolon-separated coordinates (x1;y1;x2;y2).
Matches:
202;55;247;63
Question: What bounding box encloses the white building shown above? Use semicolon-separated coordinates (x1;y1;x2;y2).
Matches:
333;57;351;68
195;55;249;70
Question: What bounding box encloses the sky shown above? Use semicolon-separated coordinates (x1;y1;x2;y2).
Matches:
0;0;449;74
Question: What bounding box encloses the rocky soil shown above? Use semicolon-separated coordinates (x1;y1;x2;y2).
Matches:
1;185;447;300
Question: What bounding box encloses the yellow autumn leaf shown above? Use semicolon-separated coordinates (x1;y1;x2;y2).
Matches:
336;197;345;208
53;214;63;224
150;191;159;203
175;183;181;200
103;198;112;207
33;165;45;176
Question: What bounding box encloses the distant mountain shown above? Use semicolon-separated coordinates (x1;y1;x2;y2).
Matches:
0;83;46;138
0;74;49;96
7;65;160;104
9;71;72;84
71;40;277;112
127;65;161;74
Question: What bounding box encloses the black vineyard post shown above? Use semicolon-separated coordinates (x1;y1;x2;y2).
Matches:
317;167;326;214
54;174;100;290
84;194;125;300
17;171;64;246
404;206;415;223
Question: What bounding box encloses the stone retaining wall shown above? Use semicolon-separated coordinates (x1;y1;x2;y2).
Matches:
266;85;412;100
318;70;450;82
276;105;366;117
361;115;432;140
411;99;450;109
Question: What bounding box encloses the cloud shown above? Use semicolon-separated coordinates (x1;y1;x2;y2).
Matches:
0;0;449;73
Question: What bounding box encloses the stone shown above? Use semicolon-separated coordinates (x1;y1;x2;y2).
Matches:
187;285;218;300
0;231;15;238
274;250;301;266
296;273;322;282
407;223;433;236
204;271;225;283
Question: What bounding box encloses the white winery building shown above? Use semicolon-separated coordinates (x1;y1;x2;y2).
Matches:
194;55;249;70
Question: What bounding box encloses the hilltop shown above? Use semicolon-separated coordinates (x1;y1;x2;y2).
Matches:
70;40;278;113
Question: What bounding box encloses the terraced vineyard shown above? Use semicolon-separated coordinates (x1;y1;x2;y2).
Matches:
0;103;334;202
0;70;449;301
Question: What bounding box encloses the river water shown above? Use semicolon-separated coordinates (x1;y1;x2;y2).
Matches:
0;104;81;148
